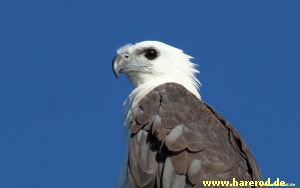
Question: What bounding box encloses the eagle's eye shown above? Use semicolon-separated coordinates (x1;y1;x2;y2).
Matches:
144;48;158;60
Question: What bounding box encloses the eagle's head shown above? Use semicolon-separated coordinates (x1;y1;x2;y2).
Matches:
113;41;201;100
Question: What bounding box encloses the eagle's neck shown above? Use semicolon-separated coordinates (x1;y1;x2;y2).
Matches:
132;79;200;105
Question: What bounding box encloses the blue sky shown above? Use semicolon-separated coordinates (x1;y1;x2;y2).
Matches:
0;0;299;187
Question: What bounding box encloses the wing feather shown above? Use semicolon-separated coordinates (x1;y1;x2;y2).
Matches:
127;83;263;188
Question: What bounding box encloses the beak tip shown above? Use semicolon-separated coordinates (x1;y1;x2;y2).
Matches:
114;72;119;79
112;55;121;79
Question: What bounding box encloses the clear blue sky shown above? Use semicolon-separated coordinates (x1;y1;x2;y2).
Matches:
0;0;299;187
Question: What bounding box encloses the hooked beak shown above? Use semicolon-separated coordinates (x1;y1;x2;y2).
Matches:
112;54;124;79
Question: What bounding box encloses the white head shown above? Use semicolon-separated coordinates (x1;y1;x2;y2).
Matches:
113;41;201;106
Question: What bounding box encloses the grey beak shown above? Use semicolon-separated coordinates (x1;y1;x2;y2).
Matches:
112;54;123;79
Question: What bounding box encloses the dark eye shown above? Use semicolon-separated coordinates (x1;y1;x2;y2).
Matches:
144;48;158;60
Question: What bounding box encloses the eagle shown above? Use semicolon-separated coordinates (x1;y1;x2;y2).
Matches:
112;41;263;188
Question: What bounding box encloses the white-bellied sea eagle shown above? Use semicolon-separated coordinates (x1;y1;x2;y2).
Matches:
112;41;263;188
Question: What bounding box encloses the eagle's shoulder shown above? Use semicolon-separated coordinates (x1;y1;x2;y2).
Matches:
130;82;214;134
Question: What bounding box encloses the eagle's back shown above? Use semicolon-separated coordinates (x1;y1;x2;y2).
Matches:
126;82;263;188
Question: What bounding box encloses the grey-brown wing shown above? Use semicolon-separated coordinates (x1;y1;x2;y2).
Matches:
127;83;263;188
